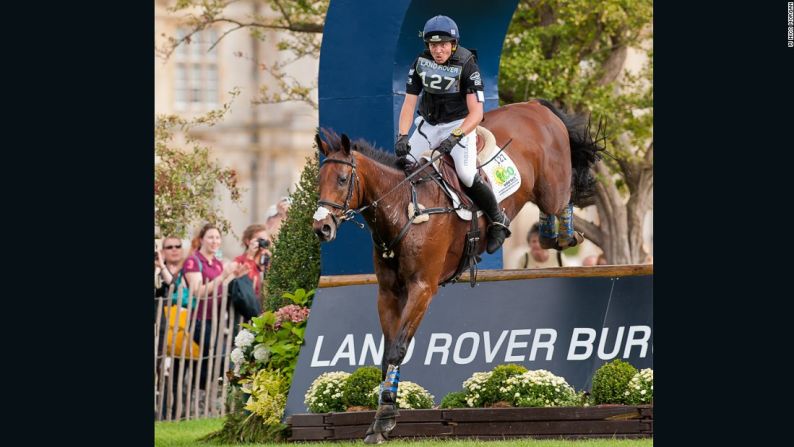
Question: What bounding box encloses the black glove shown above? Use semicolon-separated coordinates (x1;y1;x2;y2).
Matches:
436;133;462;154
394;134;410;157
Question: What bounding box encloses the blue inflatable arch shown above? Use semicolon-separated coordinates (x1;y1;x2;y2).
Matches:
319;0;520;275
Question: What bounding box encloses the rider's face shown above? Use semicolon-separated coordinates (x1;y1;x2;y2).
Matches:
428;41;453;64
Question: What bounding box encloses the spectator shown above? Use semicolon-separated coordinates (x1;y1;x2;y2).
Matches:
583;253;608;266
518;223;561;269
265;197;291;240
182;223;248;388
155;236;186;299
234;224;272;296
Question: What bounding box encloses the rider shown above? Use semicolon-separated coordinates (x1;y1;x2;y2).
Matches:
395;15;510;254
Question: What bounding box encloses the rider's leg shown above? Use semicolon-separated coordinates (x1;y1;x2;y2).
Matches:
454;132;511;254
407;117;434;163
538;210;558;250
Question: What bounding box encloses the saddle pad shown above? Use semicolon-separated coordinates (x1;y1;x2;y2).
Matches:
421;144;521;221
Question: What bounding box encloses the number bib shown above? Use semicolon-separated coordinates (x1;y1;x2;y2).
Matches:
416;57;462;94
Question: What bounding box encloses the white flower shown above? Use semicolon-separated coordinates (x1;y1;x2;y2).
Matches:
253;344;270;361
234;329;255;348
640;390;646;395
230;347;245;365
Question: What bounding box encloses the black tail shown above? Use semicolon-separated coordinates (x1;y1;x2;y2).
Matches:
537;99;605;207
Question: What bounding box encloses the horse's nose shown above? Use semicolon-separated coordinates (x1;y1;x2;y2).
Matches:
313;222;334;241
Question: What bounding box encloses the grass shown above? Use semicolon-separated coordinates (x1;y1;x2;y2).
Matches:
155;418;653;447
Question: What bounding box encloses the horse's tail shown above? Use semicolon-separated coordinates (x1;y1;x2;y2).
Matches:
537;99;605;207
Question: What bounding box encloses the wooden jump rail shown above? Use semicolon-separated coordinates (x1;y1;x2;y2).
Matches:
319;264;653;288
288;405;653;441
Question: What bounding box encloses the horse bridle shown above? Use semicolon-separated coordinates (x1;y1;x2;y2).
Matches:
317;155;366;228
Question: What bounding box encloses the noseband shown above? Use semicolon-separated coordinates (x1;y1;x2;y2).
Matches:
317;156;365;227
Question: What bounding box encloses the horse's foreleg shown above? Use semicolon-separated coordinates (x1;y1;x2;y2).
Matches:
365;289;402;445
365;281;435;444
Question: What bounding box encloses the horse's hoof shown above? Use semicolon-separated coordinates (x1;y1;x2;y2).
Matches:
557;231;584;249
364;432;386;444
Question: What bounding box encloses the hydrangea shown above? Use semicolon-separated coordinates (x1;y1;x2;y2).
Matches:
234;329;255;348
369;381;435;409
625;368;653;404
274;305;310;329
462;372;492;407
253;344;270;362
501;369;578;407
230;347;245;365
304;371;350;413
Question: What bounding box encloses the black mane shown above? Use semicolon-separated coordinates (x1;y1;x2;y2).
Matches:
320;129;402;169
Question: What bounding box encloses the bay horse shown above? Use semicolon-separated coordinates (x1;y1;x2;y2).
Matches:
312;99;603;444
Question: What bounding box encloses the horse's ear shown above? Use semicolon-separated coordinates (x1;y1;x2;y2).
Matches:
315;132;330;157
340;134;351;155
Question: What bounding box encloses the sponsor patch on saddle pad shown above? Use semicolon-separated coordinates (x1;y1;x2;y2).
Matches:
421;152;521;221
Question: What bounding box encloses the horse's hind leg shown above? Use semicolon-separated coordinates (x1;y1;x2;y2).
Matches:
556;201;584;249
538;211;559;250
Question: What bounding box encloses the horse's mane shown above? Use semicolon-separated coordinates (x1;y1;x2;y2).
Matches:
320;129;402;170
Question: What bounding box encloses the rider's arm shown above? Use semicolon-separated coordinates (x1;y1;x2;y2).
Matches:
458;93;484;135
398;94;419;135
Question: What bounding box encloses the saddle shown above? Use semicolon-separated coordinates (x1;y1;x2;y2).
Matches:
422;126;500;209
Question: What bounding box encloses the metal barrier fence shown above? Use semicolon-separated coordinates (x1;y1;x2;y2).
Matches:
154;281;244;421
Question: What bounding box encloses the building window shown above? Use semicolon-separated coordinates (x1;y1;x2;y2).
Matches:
174;28;219;111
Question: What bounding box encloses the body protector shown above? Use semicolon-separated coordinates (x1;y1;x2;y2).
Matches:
405;46;484;125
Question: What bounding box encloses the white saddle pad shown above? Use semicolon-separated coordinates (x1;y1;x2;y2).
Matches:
419;126;522;221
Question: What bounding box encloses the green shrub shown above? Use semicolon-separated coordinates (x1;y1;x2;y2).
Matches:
482;363;528;405
343;366;382;408
625;368;653;404
440;391;469;409
591;359;638;404
265;152;321;311
243;369;290;425
368;381;435;409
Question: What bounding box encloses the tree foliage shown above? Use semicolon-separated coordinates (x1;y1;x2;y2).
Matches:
499;0;653;263
156;0;328;109
154;88;243;238
264;150;320;310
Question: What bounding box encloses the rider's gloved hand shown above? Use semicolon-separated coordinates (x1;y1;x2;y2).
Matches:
436;128;465;154
394;134;410;157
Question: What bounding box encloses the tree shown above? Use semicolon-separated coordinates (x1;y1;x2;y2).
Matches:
154;89;243;238
499;0;653;264
156;0;328;109
263;151;321;311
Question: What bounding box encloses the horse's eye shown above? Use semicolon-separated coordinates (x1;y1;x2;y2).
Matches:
338;175;348;185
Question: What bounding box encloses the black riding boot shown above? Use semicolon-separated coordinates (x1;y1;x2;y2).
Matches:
464;174;512;254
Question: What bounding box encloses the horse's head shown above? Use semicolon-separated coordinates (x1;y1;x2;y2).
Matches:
313;130;363;242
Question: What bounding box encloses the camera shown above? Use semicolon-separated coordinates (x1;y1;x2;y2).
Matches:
258;238;270;249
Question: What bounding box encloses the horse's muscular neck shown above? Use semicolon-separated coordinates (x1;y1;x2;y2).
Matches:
353;152;412;240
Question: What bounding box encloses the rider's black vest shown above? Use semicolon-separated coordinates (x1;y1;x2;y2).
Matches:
417;47;477;125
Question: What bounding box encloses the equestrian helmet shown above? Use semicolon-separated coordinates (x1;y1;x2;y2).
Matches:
423;15;459;43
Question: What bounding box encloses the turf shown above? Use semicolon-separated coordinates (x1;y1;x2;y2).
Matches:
155;418;653;447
